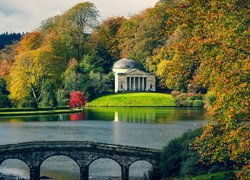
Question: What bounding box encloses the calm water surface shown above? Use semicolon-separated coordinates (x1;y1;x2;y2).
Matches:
0;107;208;180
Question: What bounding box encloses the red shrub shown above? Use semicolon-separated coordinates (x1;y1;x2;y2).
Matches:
69;91;86;108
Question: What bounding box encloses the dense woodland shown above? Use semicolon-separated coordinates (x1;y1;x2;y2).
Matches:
0;32;22;50
0;0;249;178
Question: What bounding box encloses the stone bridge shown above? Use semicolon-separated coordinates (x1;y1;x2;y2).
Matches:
0;141;161;180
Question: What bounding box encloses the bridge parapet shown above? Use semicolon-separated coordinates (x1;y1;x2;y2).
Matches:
0;141;161;180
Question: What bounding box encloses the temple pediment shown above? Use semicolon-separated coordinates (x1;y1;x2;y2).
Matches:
125;69;152;76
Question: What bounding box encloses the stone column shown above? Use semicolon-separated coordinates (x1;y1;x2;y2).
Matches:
130;77;133;91
142;77;145;91
137;77;139;90
134;77;136;90
145;78;147;91
138;77;140;90
121;166;129;180
129;77;132;91
138;77;141;91
127;77;129;91
141;77;143;91
133;77;136;91
80;166;89;180
30;166;40;180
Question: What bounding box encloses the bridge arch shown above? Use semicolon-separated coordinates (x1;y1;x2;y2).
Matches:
87;156;122;168
128;158;156;168
38;153;80;167
89;158;122;179
0;158;30;178
0;157;31;168
40;155;80;180
129;160;154;178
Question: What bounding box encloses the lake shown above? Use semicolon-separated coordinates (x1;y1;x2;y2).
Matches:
0;107;208;180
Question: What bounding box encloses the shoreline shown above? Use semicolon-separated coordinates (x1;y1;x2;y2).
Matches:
0;109;82;117
0;106;205;117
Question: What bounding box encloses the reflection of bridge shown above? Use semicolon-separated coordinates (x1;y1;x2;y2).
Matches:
0;141;161;180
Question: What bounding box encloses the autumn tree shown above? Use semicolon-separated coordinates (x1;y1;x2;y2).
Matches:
38;2;100;64
15;31;42;53
149;0;249;176
117;2;169;64
88;17;125;73
0;45;18;78
0;59;13;78
58;2;99;61
8;32;65;107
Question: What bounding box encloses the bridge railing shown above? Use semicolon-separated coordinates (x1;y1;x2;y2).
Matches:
0;141;161;155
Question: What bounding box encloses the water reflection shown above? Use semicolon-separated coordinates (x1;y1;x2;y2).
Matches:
0;107;208;124
70;113;86;121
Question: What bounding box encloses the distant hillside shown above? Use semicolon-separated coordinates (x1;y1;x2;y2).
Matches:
0;33;22;50
87;93;176;107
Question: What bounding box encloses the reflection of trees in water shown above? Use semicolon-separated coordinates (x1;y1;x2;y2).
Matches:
7;114;65;122
6;113;79;122
86;107;207;124
116;108;206;123
85;108;115;121
118;109;156;123
172;108;208;121
2;107;207;123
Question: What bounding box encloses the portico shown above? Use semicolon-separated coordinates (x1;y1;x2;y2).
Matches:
127;76;147;91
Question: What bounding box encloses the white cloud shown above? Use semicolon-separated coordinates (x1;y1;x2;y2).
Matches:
0;0;159;33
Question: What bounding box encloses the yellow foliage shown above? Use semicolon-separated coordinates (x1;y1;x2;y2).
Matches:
8;46;64;105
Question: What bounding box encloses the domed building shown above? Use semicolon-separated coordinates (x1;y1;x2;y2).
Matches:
113;58;156;93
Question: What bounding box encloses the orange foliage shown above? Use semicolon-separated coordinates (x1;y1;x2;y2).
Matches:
15;31;41;53
0;60;12;77
151;0;250;172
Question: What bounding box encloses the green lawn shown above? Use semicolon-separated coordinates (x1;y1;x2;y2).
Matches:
164;171;238;180
189;171;228;180
186;171;237;180
87;92;175;107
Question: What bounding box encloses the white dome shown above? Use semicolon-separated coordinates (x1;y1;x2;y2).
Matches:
113;58;139;69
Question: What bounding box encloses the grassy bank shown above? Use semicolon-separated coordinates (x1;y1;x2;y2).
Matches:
186;171;237;180
162;171;238;180
150;129;239;180
87;93;176;107
0;108;81;116
0;107;70;112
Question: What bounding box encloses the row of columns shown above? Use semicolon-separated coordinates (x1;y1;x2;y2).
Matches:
30;165;130;180
127;77;147;91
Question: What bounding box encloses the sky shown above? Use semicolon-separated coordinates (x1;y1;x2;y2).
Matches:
0;0;159;33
